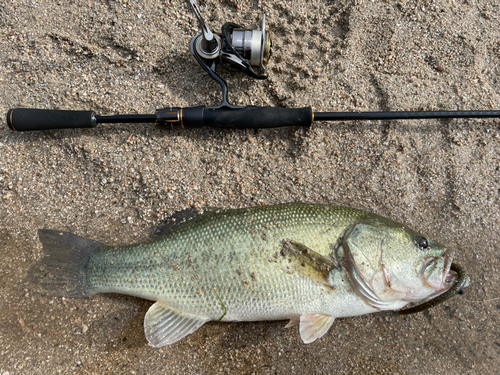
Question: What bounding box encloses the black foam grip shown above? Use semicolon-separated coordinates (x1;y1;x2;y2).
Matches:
208;106;313;129
7;108;96;131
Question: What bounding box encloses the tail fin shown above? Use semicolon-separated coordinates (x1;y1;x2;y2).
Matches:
26;229;103;297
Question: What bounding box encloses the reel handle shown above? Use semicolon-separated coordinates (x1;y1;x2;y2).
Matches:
7;108;96;131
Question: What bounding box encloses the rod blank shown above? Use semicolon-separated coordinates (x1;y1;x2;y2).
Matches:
313;110;500;121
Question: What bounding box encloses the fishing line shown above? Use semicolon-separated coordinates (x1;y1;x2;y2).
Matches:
464;297;500;303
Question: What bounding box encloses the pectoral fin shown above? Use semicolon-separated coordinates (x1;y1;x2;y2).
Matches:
282;239;337;289
299;313;335;344
144;302;209;347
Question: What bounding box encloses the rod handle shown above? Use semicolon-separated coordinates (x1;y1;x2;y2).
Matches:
207;106;313;129
6;108;96;131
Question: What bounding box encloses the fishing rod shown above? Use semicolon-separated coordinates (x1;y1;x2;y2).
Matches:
6;0;500;132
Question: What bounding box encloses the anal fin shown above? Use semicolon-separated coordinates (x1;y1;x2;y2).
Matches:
299;313;335;344
285;317;300;328
144;302;208;347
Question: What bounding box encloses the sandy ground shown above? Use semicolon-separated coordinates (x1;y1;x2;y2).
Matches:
1;0;499;374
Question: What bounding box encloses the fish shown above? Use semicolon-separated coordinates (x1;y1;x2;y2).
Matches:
30;203;466;347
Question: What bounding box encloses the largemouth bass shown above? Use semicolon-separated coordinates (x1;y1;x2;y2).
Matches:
32;203;464;346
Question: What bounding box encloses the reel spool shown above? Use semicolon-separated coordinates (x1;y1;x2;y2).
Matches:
221;15;272;78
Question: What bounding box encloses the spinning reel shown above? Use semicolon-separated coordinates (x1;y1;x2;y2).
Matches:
189;0;271;107
190;0;271;99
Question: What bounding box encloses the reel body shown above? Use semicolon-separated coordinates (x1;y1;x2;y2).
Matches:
189;0;272;107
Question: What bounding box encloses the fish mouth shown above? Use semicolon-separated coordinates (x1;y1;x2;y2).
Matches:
445;268;458;284
419;251;455;292
423;262;458;300
399;262;469;315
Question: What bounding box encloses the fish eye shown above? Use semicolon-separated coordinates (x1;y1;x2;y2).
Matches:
415;236;429;250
